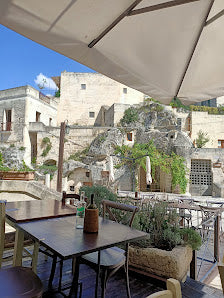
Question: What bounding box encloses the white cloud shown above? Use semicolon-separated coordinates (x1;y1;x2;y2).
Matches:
34;73;58;90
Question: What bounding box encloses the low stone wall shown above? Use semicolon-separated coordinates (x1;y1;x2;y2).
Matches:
0;180;61;201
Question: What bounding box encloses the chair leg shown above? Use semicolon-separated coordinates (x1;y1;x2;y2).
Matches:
48;254;57;290
101;269;107;298
58;259;63;292
125;243;131;298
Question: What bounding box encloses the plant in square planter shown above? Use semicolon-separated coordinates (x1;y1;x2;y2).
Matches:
0;158;35;181
129;202;201;281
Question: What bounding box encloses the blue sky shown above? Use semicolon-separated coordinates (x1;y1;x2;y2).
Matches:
0;25;94;94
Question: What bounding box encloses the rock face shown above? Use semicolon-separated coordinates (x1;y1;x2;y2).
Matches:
129;245;192;281
0;146;25;169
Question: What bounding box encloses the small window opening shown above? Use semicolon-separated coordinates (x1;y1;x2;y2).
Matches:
89;112;95;118
4;110;12;131
81;84;86;90
36;112;41;122
127;133;133;141
86;172;90;178
70;185;75;192
123;88;127;94
49;118;52;126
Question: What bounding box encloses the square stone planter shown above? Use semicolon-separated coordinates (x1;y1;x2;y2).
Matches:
0;171;34;181
129;245;192;281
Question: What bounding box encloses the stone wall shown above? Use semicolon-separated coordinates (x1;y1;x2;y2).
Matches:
57;72;144;126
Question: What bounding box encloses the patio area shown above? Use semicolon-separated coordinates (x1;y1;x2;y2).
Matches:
2;249;223;298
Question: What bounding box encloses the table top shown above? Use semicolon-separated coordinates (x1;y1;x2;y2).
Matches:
168;202;201;211
17;216;147;259
5;200;76;223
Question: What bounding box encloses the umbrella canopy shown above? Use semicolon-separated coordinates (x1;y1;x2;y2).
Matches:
1;0;224;104
109;156;115;183
146;156;152;185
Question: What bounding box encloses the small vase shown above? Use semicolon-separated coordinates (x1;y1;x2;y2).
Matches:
84;208;99;233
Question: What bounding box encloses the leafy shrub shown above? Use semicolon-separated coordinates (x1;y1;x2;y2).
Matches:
120;107;139;126
19;146;25;151
41;137;52;157
79;185;117;215
132;202;201;251
68;146;89;162
195;130;209;148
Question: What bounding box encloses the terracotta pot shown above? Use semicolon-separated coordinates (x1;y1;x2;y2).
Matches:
84;208;99;233
0;171;34;181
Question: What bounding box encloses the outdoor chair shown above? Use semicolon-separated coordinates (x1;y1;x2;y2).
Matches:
177;199;193;227
0;202;37;270
0;202;43;297
79;199;139;298
146;278;182;298
197;205;221;279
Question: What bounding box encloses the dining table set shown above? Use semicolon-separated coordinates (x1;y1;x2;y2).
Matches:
4;198;147;297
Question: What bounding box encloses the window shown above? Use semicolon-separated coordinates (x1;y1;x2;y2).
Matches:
70;185;75;192
49;118;52;126
218;140;224;148
5;110;12;131
89;112;95;118
127;132;133;141
123;88;127;94
36;112;41;122
81;84;86;90
86;172;90;178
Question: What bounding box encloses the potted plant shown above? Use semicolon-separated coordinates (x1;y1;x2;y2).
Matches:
129;202;201;281
0;158;35;181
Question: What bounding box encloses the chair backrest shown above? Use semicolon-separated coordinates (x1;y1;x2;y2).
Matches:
102;200;138;227
146;278;182;298
62;191;87;205
0;202;5;268
199;205;221;224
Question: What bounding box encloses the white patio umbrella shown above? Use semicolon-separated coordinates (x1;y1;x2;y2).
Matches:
1;1;224;105
146;156;152;185
109;156;115;183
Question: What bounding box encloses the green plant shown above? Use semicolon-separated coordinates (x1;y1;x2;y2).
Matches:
68;146;89;162
120;107;139;126
114;141;188;193
10;144;15;148
55;89;60;97
31;157;37;165
195;130;210;148
19;146;25;151
169;97;190;111
79;185;117;215
41;137;52;157
18;160;34;172
133;202;201;251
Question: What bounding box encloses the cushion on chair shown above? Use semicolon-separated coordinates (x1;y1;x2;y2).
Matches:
0;266;43;297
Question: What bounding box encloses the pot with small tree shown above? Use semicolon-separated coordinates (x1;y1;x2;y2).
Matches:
129;201;201;281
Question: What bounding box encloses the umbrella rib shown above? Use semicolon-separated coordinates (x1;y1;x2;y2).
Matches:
175;0;215;99
88;0;143;48
205;9;224;27
128;0;200;16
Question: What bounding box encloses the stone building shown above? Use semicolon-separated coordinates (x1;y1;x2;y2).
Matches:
55;71;145;126
0;86;57;165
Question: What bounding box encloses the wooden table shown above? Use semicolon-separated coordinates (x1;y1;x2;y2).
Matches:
5;199;76;271
17;216;147;297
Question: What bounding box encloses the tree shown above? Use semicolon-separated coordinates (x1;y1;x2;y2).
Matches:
195;130;210;148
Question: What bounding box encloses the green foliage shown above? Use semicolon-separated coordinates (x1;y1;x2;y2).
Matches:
31;157;37;165
68;146;89;162
19;146;25;151
0;154;34;172
54;89;60;97
179;228;202;251
79;185;117;215
189;105;224;115
10;144;15;148
41;137;52;157
98;135;106;143
169;97;190;110
132;202;201;251
170;153;188;193
150;104;164;112
114;141;188;193
120;107;139;126
19;160;34;172
195;130;210;148
38;164;57;180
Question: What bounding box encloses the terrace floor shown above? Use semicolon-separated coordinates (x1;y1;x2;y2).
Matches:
3;250;224;297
